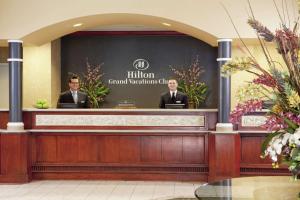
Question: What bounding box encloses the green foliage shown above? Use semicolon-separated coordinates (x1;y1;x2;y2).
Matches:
35;99;49;109
170;57;208;108
177;80;208;108
284;118;298;132
70;61;110;108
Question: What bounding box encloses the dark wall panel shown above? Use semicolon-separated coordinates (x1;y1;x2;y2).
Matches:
61;32;218;108
0;47;8;63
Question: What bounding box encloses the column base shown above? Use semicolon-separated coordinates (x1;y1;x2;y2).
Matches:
216;123;234;133
6;122;24;132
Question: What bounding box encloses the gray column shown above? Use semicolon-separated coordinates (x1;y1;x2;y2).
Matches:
217;39;232;123
7;40;24;131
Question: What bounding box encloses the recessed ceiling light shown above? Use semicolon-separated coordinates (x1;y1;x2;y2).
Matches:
73;23;83;27
162;22;171;27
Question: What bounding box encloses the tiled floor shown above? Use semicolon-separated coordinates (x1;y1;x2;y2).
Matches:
0;180;200;200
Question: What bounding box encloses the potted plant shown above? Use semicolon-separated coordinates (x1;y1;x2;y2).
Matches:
170;57;208;108
70;61;109;108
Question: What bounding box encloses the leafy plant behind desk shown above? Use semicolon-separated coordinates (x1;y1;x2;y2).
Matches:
170;57;208;108
70;61;109;108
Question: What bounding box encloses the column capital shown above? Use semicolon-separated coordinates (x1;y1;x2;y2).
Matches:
217;38;232;42
216;58;232;61
8;40;23;43
7;58;23;62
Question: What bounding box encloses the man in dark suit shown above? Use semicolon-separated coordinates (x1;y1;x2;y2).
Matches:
159;79;189;108
57;76;90;108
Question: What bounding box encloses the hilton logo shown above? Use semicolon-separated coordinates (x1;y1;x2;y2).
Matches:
133;59;149;70
129;58;153;78
108;58;168;85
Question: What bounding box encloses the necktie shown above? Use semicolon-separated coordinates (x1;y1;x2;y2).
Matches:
72;91;78;104
171;92;176;103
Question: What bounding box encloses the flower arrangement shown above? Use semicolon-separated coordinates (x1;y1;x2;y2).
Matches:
170;57;208;108
222;2;300;179
70;61;109;108
235;83;266;103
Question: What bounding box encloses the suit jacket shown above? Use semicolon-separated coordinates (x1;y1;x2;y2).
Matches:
159;91;189;108
57;90;90;108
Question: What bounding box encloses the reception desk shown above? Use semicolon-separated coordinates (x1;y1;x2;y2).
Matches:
0;109;289;183
0;109;216;182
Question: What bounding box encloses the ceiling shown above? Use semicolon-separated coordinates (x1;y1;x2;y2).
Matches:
0;0;298;46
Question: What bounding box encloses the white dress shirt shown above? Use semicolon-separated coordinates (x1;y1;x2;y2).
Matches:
71;90;78;104
170;90;177;97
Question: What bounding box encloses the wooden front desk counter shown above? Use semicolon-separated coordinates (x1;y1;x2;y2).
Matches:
0;109;288;183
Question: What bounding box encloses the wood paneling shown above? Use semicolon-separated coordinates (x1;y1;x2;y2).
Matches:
0;111;8;129
0;110;291;183
239;133;289;176
57;136;78;162
241;136;271;164
0;133;31;183
162;136;183;162
1;134;27;174
209;133;241;182
29;133;208;181
38;135;98;163
32;133;208;165
32;172;208;181
23;112;33;129
36;136;57;162
78;136;98;162
30;134;37;165
99;136;120;163
141;136;162;162
183;136;205;163
119;136;141;163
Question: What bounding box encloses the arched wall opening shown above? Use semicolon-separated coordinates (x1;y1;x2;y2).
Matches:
16;13;219;108
21;13;218;46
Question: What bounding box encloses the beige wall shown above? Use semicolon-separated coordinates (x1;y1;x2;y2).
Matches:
22;41;61;108
23;43;52;108
0;63;9;108
231;44;284;109
0;41;61;109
